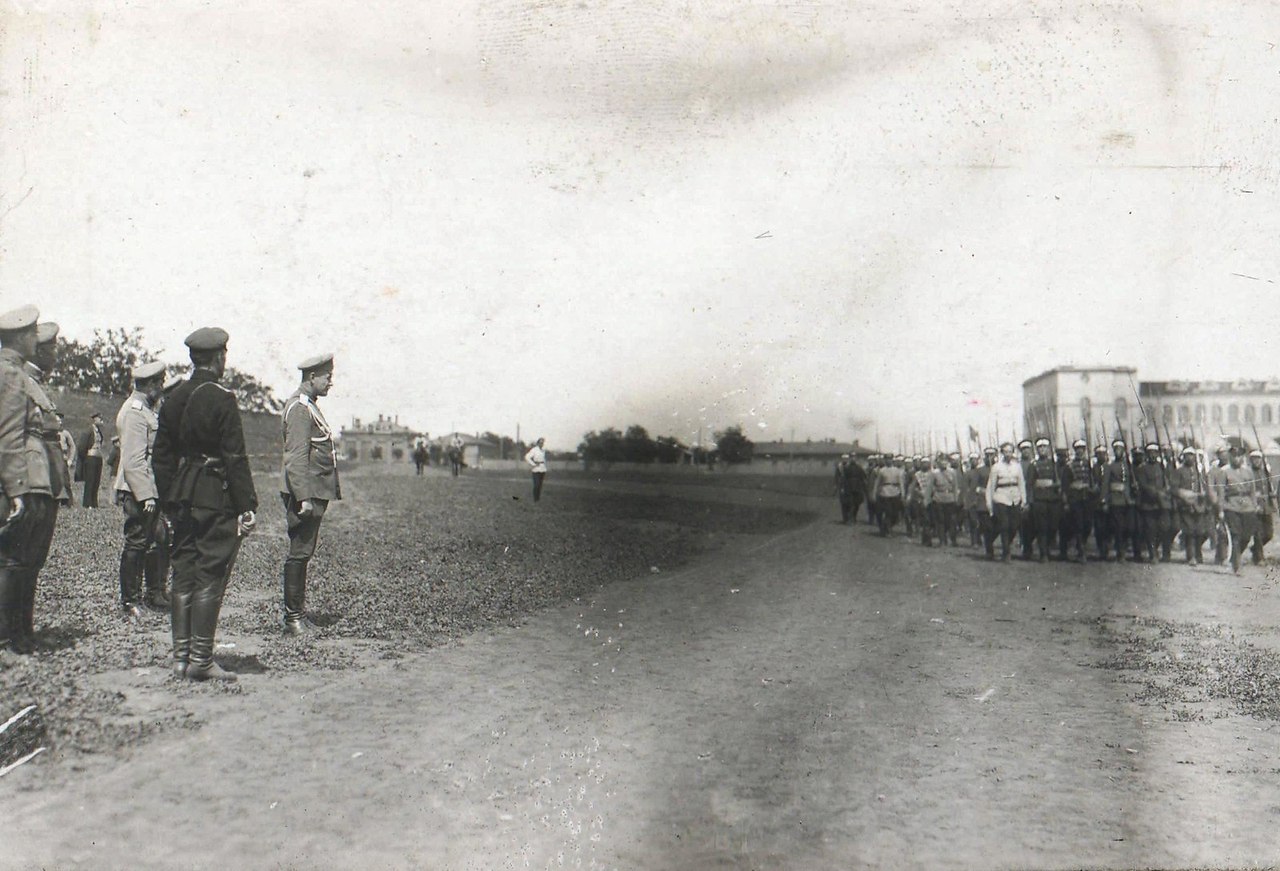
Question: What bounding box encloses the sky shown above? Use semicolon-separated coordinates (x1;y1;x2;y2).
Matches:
2;0;1278;451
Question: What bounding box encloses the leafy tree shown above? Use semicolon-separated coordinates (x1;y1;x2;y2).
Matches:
713;425;753;464
46;325;281;413
654;435;686;464
623;424;657;463
578;428;625;465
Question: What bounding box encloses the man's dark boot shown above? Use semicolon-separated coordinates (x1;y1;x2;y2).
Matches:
144;551;170;611
12;569;38;654
119;551;145;621
170;587;193;679
186;581;235;682
0;569;22;655
282;562;316;636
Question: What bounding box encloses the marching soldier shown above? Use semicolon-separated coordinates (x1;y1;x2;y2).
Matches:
113;360;170;619
1248;449;1274;565
1209;445;1232;564
1091;445;1111;560
1017;439;1035;559
1214;446;1259;575
280;353;340;636
1172;447;1211;565
986;442;1027;562
1135;443;1174;563
972;447;998;558
870;455;906;536
835;454;854;523
0;306;59;655
153;327;258;681
1101;439;1141;562
963;453;981;546
1026;438;1066;562
925;452;961;546
845;455;866;527
907;456;932;545
1063;439;1094;563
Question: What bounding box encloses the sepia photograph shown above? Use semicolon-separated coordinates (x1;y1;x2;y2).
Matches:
2;1;1280;868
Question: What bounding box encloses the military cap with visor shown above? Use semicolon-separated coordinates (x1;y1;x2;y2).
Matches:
0;304;39;332
132;360;167;381
35;322;59;344
299;352;335;376
184;326;230;350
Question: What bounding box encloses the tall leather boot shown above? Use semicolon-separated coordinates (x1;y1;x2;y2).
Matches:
170;586;193;679
144;550;170;611
12;569;37;654
281;562;315;636
119;551;145;621
186;580;236;682
0;568;21;654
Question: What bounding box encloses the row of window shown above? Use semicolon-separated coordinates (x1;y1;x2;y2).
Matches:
1075;397;1278;427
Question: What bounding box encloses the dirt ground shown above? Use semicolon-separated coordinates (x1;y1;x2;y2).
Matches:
6;481;1280;870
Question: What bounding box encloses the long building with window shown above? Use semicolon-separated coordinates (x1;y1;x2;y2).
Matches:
1022;368;1280;450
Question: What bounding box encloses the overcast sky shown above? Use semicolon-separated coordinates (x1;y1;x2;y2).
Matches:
2;1;1278;450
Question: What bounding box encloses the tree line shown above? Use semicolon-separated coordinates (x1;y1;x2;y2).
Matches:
48;327;282;414
577;424;753;465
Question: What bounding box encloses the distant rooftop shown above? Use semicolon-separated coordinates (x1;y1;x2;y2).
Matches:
1022;366;1138;387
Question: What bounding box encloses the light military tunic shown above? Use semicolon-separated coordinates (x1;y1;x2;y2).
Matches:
113;389;159;501
280;389;341;502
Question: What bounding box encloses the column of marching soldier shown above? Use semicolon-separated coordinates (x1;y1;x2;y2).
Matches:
0;306;340;680
835;433;1278;575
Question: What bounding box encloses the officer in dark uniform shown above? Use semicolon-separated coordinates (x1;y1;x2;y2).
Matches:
152;327;258;681
1026;437;1067;562
280;352;340;635
1091;445;1111;560
1135;443;1174;563
0;306;59;655
1061;440;1094;563
1017;439;1035;559
1101;439;1141;562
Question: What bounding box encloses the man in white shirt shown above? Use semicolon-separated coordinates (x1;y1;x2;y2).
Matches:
525;437;548;503
986;441;1028;562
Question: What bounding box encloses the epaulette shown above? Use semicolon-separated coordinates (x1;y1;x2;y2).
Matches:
131;399;144;410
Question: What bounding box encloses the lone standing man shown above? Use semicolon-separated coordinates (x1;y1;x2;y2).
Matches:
81;411;106;508
113;360;170;619
526;437;547;503
0;306;59;655
280;353;340;636
152;328;258;681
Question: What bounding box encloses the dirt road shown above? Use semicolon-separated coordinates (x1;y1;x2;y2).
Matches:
6;503;1280;870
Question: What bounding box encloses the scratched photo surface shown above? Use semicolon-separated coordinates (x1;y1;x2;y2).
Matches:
2;2;1280;869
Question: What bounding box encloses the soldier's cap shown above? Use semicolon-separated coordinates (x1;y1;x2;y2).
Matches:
1072;439;1087;448
299;352;335;375
1250;450;1264;459
1095;445;1108;453
132;360;166;381
1034;437;1050;447
163;374;184;393
948;452;961;459
983;447;998;455
1145;443;1160;452
184;326;229;351
1111;439;1126;448
35;321;59;344
90;412;103;420
967;452;979;459
1217;445;1231;454
1181;446;1197;456
1017;439;1033;449
0;304;39;333
840;453;850;460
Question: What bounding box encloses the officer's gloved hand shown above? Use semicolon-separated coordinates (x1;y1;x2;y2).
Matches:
237;510;257;537
5;495;23;524
142;498;157;517
298;499;314;517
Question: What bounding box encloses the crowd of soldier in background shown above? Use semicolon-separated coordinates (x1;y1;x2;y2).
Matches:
835;436;1278;575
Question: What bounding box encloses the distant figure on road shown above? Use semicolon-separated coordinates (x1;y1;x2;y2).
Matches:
526;437;547;503
412;440;428;475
